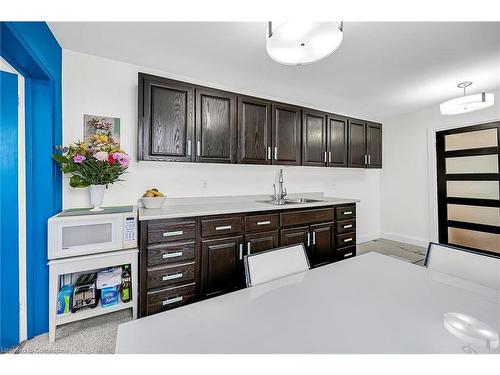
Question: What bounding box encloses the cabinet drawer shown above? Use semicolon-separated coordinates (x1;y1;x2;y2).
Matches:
147;241;195;267
146;283;196;315
335;232;356;248
335;219;356;234
245;213;279;232
201;216;243;238
280;208;334;227
335;205;356;220
334;246;356;261
147;262;196;289
147;219;196;244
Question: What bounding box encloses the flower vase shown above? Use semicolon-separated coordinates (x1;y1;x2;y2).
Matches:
89;184;106;211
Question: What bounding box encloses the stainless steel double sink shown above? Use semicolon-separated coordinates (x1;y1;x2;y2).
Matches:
257;198;325;206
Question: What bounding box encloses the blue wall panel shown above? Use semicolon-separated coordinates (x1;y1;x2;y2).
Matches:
0;71;20;350
0;21;62;340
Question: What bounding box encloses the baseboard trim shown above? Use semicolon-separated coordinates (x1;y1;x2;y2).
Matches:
357;232;381;245
381;232;428;248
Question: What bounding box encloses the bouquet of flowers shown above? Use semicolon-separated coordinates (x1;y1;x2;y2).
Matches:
53;134;130;188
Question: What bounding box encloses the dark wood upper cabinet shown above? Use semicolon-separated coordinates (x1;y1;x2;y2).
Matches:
138;73;382;168
302;109;327;167
272;103;301;165
201;235;243;298
326;115;348;167
195;88;237;163
347;119;367;168
237;96;272;164
138;74;194;161
366;122;382;168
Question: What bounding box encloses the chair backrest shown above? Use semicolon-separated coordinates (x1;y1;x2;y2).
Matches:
244;244;310;287
425;242;500;290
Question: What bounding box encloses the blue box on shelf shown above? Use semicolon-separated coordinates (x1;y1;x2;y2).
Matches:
101;285;120;307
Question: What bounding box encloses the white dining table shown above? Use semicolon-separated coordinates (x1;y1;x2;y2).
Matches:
115;252;500;354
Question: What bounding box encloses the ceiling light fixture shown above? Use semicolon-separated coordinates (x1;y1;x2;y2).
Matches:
266;21;343;66
440;81;495;115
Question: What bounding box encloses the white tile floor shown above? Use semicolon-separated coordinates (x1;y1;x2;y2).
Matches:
7;238;426;354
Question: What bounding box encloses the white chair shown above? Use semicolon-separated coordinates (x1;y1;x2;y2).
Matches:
244;244;310;287
425;242;500;290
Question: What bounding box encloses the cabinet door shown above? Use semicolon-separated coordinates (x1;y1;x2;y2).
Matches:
348;119;366;168
195;88;237;163
366;122;382;168
272;103;301;165
310;223;334;267
245;230;279;256
139;74;194;161
201;236;244;298
327;115;348;167
302;109;327;167
280;226;309;248
237;96;272;164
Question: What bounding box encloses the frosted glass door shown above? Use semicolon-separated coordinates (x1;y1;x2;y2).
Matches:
436;122;500;255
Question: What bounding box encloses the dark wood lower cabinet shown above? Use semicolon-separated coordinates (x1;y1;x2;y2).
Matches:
245;230;279;256
139;204;357;317
201;236;244;298
310;223;334;267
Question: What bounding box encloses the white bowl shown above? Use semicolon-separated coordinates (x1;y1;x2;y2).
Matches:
141;196;166;209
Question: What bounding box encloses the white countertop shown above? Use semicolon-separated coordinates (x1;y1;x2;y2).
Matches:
115;252;500;354
139;192;359;221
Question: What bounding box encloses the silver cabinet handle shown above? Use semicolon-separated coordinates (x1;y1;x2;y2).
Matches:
162;251;183;259
256;221;271;226
368;155;371;164
343;238;353;243
324;151;327;163
187;140;192;156
247;242;251;256
329;151;332;163
163;230;183;237
162;272;183;281
343;224;353;229
215;225;232;231
274;146;278;160
364;154;367;164
344;252;353;258
267;146;271;160
239;243;243;260
343;211;353;215
162;296;183;306
196;141;201;156
312;231;316;245
307;232;311;247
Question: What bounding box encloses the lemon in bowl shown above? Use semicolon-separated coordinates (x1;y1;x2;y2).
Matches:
141;188;166;209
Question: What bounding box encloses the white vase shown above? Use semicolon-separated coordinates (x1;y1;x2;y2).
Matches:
89;184;106;211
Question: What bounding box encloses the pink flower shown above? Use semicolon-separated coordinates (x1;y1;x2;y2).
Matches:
93;151;109;161
112;152;123;160
73;155;86;163
118;154;130;168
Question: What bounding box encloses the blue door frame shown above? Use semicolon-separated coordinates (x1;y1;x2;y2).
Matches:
0;22;62;345
0;71;20;350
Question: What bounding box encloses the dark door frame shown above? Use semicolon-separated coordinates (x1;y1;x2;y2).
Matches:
435;121;500;256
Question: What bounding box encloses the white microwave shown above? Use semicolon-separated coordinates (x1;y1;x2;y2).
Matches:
48;207;137;260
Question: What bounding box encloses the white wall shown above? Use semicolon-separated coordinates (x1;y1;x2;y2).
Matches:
380;92;500;247
62;50;381;243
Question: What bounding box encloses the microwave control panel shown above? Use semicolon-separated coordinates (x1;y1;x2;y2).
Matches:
124;216;137;245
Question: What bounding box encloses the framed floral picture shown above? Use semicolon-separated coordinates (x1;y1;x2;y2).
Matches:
83;114;121;146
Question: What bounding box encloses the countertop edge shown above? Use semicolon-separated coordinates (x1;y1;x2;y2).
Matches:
139;198;360;221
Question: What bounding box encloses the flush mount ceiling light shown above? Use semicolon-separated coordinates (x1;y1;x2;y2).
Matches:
440;81;495;115
266;21;343;66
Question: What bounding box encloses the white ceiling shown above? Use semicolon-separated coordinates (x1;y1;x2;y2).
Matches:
48;22;500;120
